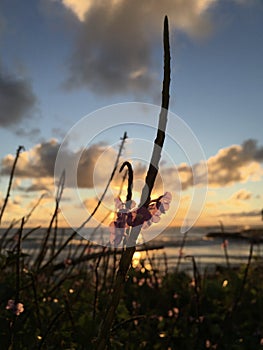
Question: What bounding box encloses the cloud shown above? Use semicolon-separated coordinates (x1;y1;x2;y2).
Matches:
62;0;215;32
15;127;41;141
230;189;252;201
221;189;253;209
77;144;116;188
18;179;53;193
0;62;37;128
220;210;260;218
52;127;67;140
1;139;61;178
205;191;251;213
1;138;262;195
61;0;216;94
61;0;93;21
207;139;263;187
154;139;263;191
0;139;119;190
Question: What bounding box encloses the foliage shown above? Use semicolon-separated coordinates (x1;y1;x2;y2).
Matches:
1;240;263;349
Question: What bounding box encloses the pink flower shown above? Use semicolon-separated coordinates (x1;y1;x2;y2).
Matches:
159;192;172;212
179;248;184;257
109;217;127;246
142;220;152;229
168;310;173;317
127;206;152;227
173;307;179;315
148;202;161;223
221;240;229;249
6;299;24;316
109;192;172;246
109;200;129;245
64;258;72;267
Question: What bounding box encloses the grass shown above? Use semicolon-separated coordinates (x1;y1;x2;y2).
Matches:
0;238;263;349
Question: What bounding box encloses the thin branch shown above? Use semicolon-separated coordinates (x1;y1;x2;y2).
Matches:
93;248;106;320
30;273;43;332
175;230;188;273
15;217;24;303
0;194;43;251
219;220;230;269
111;315;147;333
38;310;64;350
23;193;46;226
231;241;254;313
35;171;65;270
40;132;128;271
0;145;24;225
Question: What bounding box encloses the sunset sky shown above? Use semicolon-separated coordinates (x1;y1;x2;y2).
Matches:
0;0;263;230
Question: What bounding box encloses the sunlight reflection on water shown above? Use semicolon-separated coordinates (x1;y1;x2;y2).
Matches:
2;226;262;274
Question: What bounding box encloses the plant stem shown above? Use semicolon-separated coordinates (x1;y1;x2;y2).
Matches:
219;220;230;269
95;16;171;349
15;217;24;303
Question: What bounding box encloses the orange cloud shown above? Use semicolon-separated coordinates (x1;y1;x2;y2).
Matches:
207;140;263;187
230;189;252;202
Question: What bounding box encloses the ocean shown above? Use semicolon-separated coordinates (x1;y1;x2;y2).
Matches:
1;225;262;275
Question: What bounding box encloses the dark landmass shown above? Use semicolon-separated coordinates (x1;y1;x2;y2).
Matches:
206;228;263;242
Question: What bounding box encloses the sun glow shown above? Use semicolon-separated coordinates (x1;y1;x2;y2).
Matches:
132;251;142;268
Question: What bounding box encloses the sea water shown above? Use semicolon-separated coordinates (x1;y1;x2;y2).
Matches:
1;226;262;274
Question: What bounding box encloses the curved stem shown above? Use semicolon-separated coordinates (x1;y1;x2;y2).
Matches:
119;161;133;207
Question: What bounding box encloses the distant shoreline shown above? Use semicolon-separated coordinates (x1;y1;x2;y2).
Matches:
206;228;263;242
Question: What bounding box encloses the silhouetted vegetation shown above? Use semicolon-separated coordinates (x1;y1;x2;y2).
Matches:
1;16;263;350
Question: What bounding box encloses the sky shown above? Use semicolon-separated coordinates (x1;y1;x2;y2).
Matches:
0;0;263;231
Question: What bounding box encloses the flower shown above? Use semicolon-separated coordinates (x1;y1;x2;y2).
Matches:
205;340;211;348
6;299;24;316
127;206;152;227
178;248;184;257
221;240;229;249
109;192;172;246
64;258;72;267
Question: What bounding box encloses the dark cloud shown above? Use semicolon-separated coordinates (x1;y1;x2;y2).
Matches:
19;182;50;193
0;139;115;190
52;127;67;140
242;139;263;162
1;139;60;178
76;144;110;187
15;127;41;140
0;63;37;127
63;0;214;95
64;3;154;95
